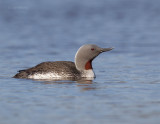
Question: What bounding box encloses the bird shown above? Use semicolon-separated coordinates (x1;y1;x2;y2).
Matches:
13;44;113;80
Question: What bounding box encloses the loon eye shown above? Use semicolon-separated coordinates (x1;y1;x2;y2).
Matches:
91;48;95;51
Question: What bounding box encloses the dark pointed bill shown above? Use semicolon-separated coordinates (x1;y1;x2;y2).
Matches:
100;47;114;52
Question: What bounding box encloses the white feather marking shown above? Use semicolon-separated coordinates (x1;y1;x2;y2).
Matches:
28;73;63;79
81;70;95;78
28;70;95;80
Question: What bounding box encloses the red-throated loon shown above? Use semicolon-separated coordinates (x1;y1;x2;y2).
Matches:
13;44;113;80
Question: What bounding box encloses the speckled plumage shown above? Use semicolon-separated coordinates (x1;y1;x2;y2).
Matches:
14;61;81;79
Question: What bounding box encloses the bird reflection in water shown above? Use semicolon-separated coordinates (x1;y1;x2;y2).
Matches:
76;79;97;91
35;77;97;91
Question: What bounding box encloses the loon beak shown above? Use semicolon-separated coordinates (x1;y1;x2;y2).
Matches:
100;47;114;53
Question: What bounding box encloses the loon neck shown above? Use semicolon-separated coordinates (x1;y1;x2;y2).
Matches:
75;46;94;71
75;57;93;71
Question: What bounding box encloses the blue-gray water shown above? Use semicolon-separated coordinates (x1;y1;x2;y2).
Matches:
0;0;160;124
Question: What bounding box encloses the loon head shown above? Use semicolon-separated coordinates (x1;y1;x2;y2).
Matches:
75;44;113;71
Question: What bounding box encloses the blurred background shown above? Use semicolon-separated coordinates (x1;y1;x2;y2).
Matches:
1;0;160;55
0;0;160;73
0;0;160;124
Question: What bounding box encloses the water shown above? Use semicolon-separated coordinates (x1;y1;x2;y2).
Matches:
0;0;160;124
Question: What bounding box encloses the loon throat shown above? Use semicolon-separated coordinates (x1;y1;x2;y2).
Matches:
85;60;93;70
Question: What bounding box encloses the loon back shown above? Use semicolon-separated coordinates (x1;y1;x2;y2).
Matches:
13;61;81;79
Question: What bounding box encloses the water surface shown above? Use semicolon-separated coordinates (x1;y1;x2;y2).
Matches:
0;0;160;124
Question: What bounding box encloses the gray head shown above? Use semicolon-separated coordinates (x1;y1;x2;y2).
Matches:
75;44;113;71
